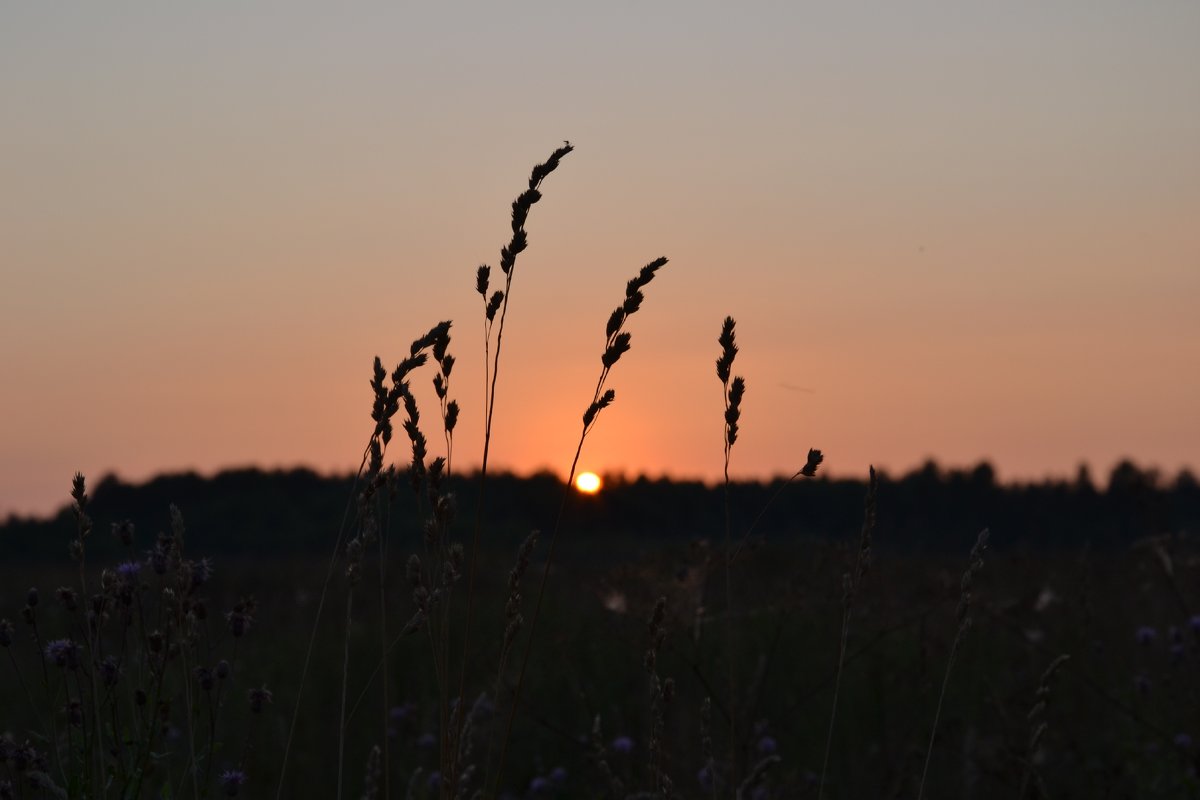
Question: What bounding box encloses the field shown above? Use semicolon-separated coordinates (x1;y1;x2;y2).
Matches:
3;524;1199;798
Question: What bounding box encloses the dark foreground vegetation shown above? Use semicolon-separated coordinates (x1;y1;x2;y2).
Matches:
2;509;1199;798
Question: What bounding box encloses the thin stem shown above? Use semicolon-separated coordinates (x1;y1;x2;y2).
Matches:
337;592;355;800
722;381;738;785
378;498;391;800
490;432;587;797
817;606;852;799
275;446;370;800
917;639;960;800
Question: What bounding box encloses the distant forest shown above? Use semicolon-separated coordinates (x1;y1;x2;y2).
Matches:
2;460;1197;560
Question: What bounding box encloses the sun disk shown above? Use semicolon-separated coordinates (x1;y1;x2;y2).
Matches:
575;472;602;494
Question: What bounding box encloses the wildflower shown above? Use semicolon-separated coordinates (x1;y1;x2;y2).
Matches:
215;659;230;680
1135;626;1157;645
1134;673;1152;696
698;765;715;792
52;587;76;612
248;686;272;713
530;776;550;794
195;666;214;692
757;735;778;755
1176;733;1194;750
190;558;213;589
100;656;121;686
549;766;567;786
1190;615;1200;633
611;735;634;754
45;639;80;670
226;598;253;638
0;619;13;647
219;769;247;796
117;561;142;580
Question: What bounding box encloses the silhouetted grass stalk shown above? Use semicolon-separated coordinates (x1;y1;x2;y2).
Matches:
817;465;876;799
450;142;573;793
1018;653;1069;799
490;256;668;796
716;316;744;781
278;335;436;799
729;448;824;564
917;528;989;800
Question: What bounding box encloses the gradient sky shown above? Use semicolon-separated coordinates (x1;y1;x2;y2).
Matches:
3;3;1198;517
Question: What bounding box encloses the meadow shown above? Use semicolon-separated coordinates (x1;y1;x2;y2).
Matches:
2;145;1198;799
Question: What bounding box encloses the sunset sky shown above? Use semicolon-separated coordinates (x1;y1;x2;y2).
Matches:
2;4;1198;517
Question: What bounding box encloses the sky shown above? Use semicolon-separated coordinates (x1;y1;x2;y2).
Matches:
2;3;1198;517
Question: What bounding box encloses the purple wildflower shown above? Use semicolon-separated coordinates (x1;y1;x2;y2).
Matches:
45;639;80;670
698;765;715;792
611;735;634;754
116;561;141;580
100;656;120;686
1190;615;1200;633
1176;733;1193;750
757;735;778;755
219;769;247;796
530;776;550;794
1135;626;1157;645
549;766;567;786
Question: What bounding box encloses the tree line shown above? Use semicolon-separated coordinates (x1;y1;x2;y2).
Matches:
2;460;1196;560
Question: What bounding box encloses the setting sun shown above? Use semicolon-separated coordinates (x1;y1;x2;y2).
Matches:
575;472;602;494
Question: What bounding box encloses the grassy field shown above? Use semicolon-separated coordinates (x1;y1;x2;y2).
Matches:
3;532;1198;798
